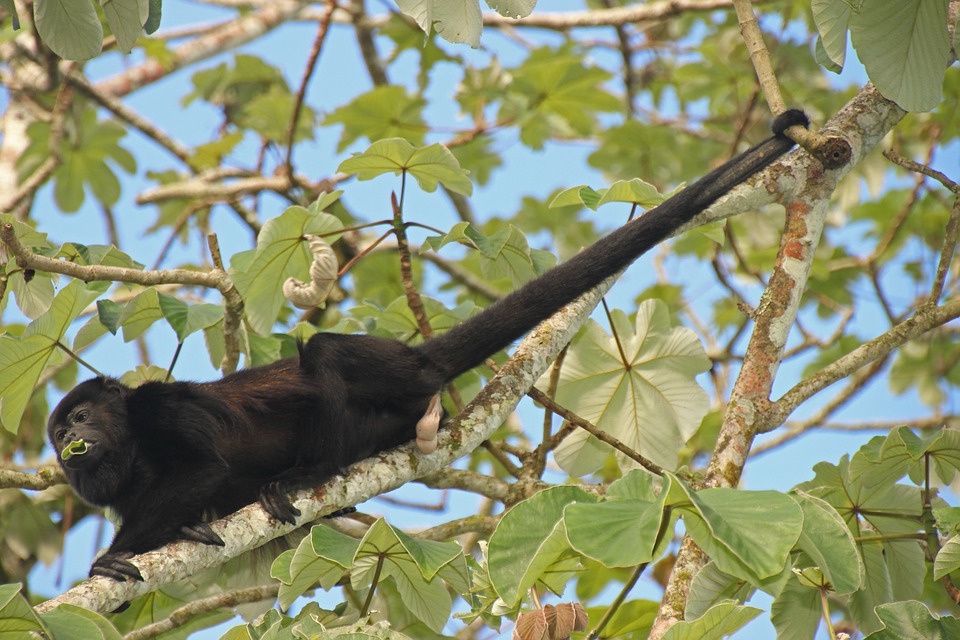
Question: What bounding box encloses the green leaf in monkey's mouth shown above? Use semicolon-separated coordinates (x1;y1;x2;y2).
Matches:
61;439;89;461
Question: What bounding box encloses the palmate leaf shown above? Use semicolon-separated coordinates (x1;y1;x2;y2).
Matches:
0;580;45;636
487;486;597;606
501;48;620;150
790;492;864;595
337;138;472;196
231;206;343;335
849;426;960;487
157;293;222;342
862;601;960;639
668;480;803;585
39;603;121;639
551;300;710;474
100;0;146;53
564;471;671;568
660;601;762;640
0;280;106;433
33;0;103;60
770;571;822;640
849;0;949;112
271;525;358;611
395;0;482;47
350;519;466;632
324;86;427;152
811;0;852;68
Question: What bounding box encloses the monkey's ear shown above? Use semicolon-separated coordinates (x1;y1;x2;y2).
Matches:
100;377;132;398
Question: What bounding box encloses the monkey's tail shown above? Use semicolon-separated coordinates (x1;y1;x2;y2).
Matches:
418;110;809;380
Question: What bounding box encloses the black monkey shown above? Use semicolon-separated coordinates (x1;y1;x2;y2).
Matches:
48;110;809;582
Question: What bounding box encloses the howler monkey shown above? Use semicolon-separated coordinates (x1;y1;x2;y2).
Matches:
48;110;809;582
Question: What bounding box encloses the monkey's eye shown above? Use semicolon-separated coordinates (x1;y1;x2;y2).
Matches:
55;430;66;442
74;410;89;424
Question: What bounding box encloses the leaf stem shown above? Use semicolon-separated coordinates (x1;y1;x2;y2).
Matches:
55;340;101;377
360;555;385;617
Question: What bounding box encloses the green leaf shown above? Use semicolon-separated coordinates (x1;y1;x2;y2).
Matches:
597;178;665;208
189;131;244;170
40;603;122;639
565;472;670;567
20;111;135;212
791;492;864;595
1;281;104;432
34;0;103;60
337;139;472;196
500;48;621;150
484;0;536;19
660;601;762;640
157;293;223;342
56;243;143;270
231;208;343;335
685;562;754;620
934;536;960;581
324;86;427;151
60;439;89;460
551;301;711;474
395;0;482;47
144;0;161;33
934;507;960;534
96;299;123;335
351;519;463;632
271;525;357;611
8;270;55;320
848;541;892;633
119;365;169;386
811;0;852;68
549;185;603;210
862;600;960;639
849;0;949;112
770;572;822;640
0;583;45;636
487;486;597;606
850;426;960;487
240;86;316;143
100;0;143;53
670;481;803;584
0;0;20;29
118;289;163;342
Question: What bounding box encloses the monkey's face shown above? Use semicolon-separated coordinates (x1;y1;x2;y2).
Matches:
48;377;130;472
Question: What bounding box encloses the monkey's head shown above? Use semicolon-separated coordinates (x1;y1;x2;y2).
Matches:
48;377;134;505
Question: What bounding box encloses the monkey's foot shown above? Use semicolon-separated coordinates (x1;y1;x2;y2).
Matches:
416;393;443;454
179;522;224;546
90;551;143;582
258;481;301;525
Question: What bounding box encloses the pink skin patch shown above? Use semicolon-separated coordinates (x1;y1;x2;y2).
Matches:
416;394;443;453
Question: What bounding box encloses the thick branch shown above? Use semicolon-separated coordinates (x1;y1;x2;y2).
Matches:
650;84;908;638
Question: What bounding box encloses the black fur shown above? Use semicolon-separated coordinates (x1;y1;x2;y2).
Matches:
48;110;808;581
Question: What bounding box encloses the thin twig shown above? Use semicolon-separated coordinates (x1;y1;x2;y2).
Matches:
284;0;338;174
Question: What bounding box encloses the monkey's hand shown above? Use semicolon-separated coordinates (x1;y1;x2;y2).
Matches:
258;481;301;525
179;522;225;547
90;550;143;582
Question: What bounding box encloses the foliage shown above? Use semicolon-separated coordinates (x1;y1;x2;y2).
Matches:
0;0;958;639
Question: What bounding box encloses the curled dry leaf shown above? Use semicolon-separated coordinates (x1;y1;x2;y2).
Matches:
283;234;338;309
513;602;588;640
